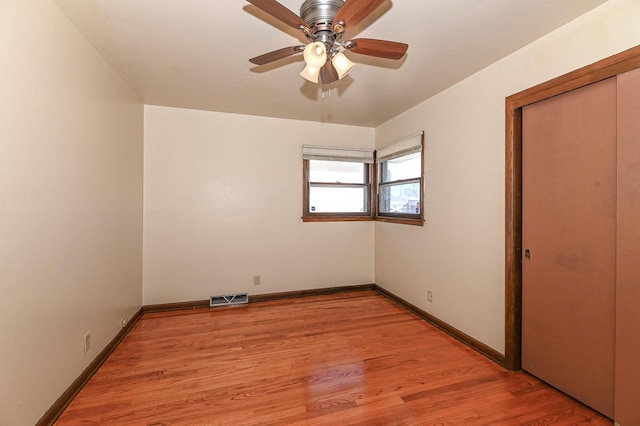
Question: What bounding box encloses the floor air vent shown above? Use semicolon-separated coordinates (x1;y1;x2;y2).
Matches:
209;293;249;307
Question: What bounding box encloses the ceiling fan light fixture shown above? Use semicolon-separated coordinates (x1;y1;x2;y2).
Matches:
300;64;321;83
332;52;355;79
246;0;408;86
303;41;327;68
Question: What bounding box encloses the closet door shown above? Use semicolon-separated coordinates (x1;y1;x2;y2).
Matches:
522;77;616;417
615;67;640;425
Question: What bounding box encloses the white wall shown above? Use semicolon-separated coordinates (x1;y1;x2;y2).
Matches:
0;1;143;425
143;106;375;304
375;0;640;354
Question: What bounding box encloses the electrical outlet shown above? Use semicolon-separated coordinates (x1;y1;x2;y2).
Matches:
253;275;261;286
427;291;433;303
84;332;91;353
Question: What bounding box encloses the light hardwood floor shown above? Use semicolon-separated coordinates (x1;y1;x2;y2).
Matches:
55;291;611;425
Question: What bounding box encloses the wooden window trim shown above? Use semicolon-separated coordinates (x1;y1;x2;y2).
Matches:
301;136;425;226
302;216;374;223
375;136;425;226
302;159;375;222
374;216;424;226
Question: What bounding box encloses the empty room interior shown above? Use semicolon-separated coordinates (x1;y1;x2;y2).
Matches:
2;0;640;425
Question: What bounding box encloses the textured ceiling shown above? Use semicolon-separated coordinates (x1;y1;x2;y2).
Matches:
54;0;608;127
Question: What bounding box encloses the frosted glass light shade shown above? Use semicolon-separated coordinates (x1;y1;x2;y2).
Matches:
332;52;355;79
300;64;321;83
303;42;327;68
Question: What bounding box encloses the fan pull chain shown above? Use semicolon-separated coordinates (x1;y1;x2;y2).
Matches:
321;88;333;99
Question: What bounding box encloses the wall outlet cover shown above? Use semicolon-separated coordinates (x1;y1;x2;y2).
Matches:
84;332;91;353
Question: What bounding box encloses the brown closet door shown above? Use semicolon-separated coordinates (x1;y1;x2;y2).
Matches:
615;68;640;425
522;77;616;417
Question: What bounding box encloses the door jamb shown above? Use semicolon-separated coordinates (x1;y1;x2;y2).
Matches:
504;44;640;371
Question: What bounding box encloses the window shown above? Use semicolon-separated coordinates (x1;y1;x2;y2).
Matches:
376;132;424;225
301;133;423;225
302;146;374;221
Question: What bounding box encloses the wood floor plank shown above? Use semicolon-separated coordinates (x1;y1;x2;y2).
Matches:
55;291;611;425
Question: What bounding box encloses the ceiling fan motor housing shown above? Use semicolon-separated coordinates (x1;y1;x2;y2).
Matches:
300;0;344;46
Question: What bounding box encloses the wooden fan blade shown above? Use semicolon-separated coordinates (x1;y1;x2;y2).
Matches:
333;0;386;33
249;46;305;65
320;61;339;85
247;0;310;32
347;38;408;60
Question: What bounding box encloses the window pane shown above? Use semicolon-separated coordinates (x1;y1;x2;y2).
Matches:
379;182;421;214
309;186;367;213
382;152;421;182
309;160;365;184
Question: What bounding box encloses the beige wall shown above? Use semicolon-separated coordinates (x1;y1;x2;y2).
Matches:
375;0;640;354
4;0;639;423
143;105;375;304
0;1;143;425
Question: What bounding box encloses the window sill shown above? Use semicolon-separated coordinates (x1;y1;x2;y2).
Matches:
302;216;374;223
302;215;424;226
374;216;424;226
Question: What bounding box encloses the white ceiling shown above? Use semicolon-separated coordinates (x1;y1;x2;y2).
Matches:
54;0;607;127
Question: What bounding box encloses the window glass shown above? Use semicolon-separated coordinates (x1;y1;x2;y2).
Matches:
382;152;421;182
309;160;365;184
379;182;421;214
309;186;367;213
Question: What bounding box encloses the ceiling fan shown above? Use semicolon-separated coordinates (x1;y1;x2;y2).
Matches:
247;0;408;85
